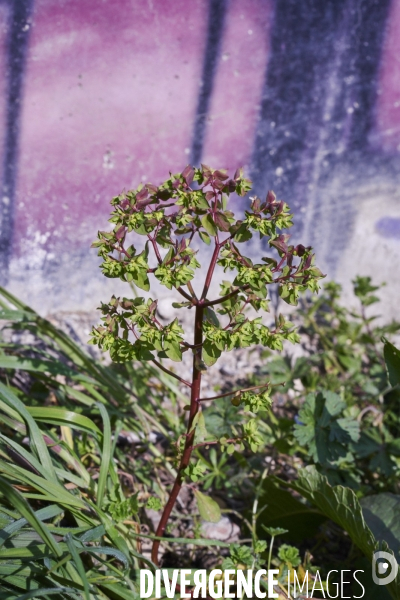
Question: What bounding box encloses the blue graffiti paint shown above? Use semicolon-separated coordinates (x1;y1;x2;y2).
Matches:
190;0;228;166
0;0;34;284
375;217;400;239
250;0;391;261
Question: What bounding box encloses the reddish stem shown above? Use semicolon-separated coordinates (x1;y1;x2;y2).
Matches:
151;304;204;565
200;241;220;301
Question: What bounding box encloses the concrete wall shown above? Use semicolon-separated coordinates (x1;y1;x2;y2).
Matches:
0;0;399;315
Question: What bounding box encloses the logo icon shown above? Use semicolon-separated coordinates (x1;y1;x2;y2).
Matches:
372;551;399;586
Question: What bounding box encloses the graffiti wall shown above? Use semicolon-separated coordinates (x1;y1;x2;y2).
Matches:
0;0;399;315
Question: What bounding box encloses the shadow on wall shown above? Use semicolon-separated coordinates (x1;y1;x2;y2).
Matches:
0;0;399;311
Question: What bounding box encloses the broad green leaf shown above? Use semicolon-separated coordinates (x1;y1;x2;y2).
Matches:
193;412;208;444
384;340;400;388
164;340;182;362
198;230;211;245
204;307;220;327
193;490;221;523
286;466;400;599
258;477;326;542
201;214;217;237
361;493;400;556
293;391;360;466
202;341;221;367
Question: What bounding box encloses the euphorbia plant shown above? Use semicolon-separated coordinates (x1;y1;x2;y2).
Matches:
90;164;324;565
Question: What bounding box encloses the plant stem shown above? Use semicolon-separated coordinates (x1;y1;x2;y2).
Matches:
151;304;204;565
151;358;192;388
198;383;270;403
192;437;242;450
200;241;220;300
267;535;275;573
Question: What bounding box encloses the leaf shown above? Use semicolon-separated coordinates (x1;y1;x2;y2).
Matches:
0;383;57;483
233;223;252;243
202;341;221;367
361;493;400;556
0;478;62;558
201;214;217;237
288;467;400;599
214;211;231;232
65;535;90;600
182;165;195;185
258;477;326;542
289;466;375;555
198;230;211;245
26;407;101;435
293;391;360;466
262;526;289;537
193;412;208;444
193;490;221;523
204;307;220;327
164;340;182;362
97;403;112;509
384;340;400;388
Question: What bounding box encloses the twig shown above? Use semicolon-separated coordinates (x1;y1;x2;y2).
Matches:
198;382;270;402
151;358;192;388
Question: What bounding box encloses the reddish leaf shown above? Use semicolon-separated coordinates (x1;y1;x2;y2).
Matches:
182;165;195;185
136;188;148;201
266;190;276;203
215;211;231;232
234;167;243;181
115;226;126;241
214;169;229;181
251;197;261;213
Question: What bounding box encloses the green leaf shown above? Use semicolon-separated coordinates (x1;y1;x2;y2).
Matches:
202;341;221;367
0;478;62;558
262;526;288;537
201;214;217;237
361;493;400;556
97;403;112;509
289;467;371;554
199;230;211;245
164;340;182;362
204;307;220;327
294;391;360;466
233;223;252;243
65;535;90;600
193;490;221;523
384;340;400;388
0;383;57;483
26;407;101;435
288;467;400;600
258;477;326;542
193;412;208;444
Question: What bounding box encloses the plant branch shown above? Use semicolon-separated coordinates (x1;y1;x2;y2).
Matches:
193;437;242;450
198;382;270;403
200;241;220;300
177;286;195;303
151;358;192;388
201;284;250;308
